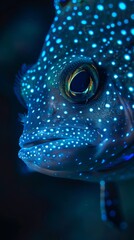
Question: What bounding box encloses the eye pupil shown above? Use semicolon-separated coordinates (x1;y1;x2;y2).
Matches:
70;70;90;93
60;63;99;104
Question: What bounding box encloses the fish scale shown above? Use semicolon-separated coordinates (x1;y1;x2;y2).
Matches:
15;0;134;229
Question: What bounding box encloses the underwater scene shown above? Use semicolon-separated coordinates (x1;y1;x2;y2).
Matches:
0;0;134;239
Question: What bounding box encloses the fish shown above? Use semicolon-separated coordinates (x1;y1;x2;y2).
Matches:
15;0;134;229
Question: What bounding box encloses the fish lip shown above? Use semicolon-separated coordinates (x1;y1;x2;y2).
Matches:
22;138;64;148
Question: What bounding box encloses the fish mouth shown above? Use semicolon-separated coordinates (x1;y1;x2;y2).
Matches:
23;138;64;148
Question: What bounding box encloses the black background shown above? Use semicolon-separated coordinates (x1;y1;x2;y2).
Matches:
0;1;134;239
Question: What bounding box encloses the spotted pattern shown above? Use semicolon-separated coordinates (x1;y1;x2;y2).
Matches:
16;0;134;182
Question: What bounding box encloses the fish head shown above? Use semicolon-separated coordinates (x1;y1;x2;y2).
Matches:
16;0;134;181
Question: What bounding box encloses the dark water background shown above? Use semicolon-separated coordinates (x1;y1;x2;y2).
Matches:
0;0;134;239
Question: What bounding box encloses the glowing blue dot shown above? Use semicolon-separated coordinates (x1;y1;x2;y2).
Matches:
78;11;82;16
124;54;131;61
78;31;82;35
27;84;30;89
56;38;62;44
85;6;90;10
94;14;99;19
58;26;62;30
72;117;76;121
121;29;127;35
46;41;50;46
105;104;110;108
130;28;134;35
92;43;97;48
117;40;122;45
41;51;45;57
112;12;117;17
80;48;84;52
67;16;72;20
102;38;107;42
127;72;133;78
109;50;113;54
114;74;118;79
97;4;104;11
88;30;94;35
81;20;87;24
118;2;127;10
50;47;54;52
68;26;75;31
131;14;134;20
124;19;129;24
74;39;78;43
128;87;134;92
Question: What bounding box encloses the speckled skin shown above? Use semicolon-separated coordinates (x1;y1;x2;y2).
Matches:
17;0;134;182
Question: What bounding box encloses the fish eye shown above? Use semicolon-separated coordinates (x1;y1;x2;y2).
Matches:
60;63;99;103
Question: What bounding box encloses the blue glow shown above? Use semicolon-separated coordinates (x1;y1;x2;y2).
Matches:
88;30;94;35
81;20;87;25
121;29;127;35
124;154;134;161
118;2;127;10
130;28;134;35
112;12;117;17
97;4;104;11
68;25;75;30
56;38;62;44
124;54;131;61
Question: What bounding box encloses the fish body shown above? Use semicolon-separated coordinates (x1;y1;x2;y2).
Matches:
17;0;134;181
16;0;134;228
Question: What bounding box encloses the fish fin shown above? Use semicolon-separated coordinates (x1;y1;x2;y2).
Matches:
14;63;31;108
100;180;127;230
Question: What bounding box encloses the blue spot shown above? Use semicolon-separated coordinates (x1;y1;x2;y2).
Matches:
121;29;127;35
56;38;62;44
88;30;94;35
130;28;134;35
117;40;122;45
128;87;133;92
112;12;117;17
127;72;133;78
68;26;75;31
124;54;131;61
78;11;82;16
50;47;54;52
97;4;104;11
131;14;134;20
92;43;97;48
85;6;90;10
81;20;87;25
67;16;72;20
41;51;45;57
74;39;78;43
118;2;127;10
